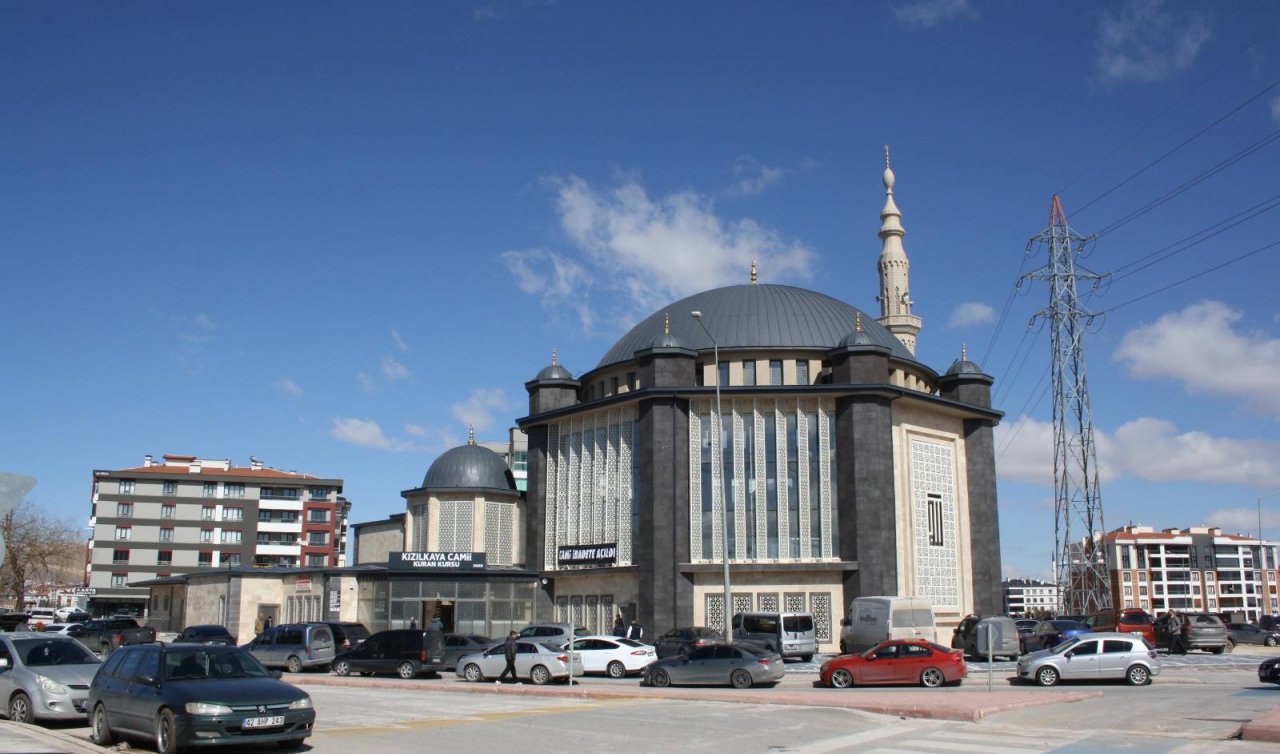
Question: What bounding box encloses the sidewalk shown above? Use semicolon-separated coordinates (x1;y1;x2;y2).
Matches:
0;721;102;754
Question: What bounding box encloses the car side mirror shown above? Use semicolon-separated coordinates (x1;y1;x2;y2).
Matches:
1064;652;1074;659
136;674;158;687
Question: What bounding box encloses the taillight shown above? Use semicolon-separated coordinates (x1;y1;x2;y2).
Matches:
116;633;124;644
557;655;569;663
420;650;429;662
630;650;649;656
756;658;772;667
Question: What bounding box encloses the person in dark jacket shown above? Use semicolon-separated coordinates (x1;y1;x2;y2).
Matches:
627;620;644;641
613;616;627;638
496;631;520;684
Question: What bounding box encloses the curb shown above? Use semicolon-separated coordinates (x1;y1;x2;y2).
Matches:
0;721;103;754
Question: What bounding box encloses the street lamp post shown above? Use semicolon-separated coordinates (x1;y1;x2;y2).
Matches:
691;310;732;644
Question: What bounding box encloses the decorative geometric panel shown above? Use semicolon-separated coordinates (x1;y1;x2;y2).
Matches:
436;500;474;552
911;438;959;609
570;595;584;629
754;405;768;559
484;502;514;566
619;421;634;565
758;593;779;612
732;403;746;561
412;503;428;551
796;406;811;560
544;425;560;570
556;596;568;622
544;409;637;570
785;592;806;613
585;595;600;634
457;582;485;599
688;407;704;561
602;594;614;626
818;403;833;559
810;592;833;642
705;593;725;633
774;405;790;557
733;593;753;616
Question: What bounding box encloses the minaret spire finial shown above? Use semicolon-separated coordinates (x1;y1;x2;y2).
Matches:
750;260;758;284
664;312;670;335
961;343;968;361
855;312;862;333
551;347;557;366
467;424;475;446
884;144;891;169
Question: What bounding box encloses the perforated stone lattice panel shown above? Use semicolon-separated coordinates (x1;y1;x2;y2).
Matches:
911;439;959;609
785;592;806;613
810;592;832;642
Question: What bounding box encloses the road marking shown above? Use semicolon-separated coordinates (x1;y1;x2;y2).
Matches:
785;720;934;753
312;697;644;736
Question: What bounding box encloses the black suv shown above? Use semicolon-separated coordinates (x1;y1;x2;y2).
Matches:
322;622;371;651
1154;611;1230;654
330;629;447;679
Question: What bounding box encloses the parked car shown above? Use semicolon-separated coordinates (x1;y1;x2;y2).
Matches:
516;623;588;646
87;643;314;753
38;623;83;636
951;615;1019;660
443;634;496;670
0;632;102;723
244;623;336;672
66;617;156;655
53;607;89;623
25;608;56;626
1154;612;1231;655
1258;657;1280;685
1014;619;1039;636
454;640;582;685
1016;632;1161;687
1085;609;1156;645
1227;623;1280;647
330;629;448;679
654;627;724;658
176;625;237;645
1020;619;1089;653
642;642;784;689
820;638;966;688
732;612;817;662
0;614;30;632
322;621;371;651
839;596;937;654
564;635;656;677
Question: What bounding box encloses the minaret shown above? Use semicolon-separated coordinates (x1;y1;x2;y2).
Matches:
876;146;922;355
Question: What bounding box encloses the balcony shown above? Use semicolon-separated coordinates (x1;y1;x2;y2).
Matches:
255;543;301;556
258;521;303;534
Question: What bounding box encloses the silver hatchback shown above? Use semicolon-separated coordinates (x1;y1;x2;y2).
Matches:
1017;632;1160;687
0;632;103;723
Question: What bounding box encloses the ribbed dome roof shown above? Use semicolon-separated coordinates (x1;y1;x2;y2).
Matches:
535;363;575;381
422;445;515;492
597;284;914;369
945;358;985;376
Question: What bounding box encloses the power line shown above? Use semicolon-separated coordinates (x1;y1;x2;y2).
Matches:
980;254;1031;367
1111;193;1280;282
1101;239;1280;315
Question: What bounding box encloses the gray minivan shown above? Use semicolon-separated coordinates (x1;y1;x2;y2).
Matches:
244;622;336;672
731;612;817;662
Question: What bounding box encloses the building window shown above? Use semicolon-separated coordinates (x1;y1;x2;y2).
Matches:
162;481;177;495
1139;585;1147;596
307;554;327;567
307;487;328;500
1124;585;1132;596
222;483;243;498
927;494;944;547
119;480;135;494
796;361;809;385
198;552;213;566
1122;572;1131;581
261;487;298;500
114;526;131;541
203;482;217;497
308;532;328;546
1206;572;1215;582
769;360;783;385
112;549;129;565
626;371;636;390
611;376;619;395
717;361;729;387
201;506;215;520
258;510;273;522
160;504;175;519
222;508;244;522
224;553;241;566
308;509;329;523
110;573;128;588
116;502;133;518
200;529;213;543
157;550;172;566
221;530;242;544
511;450;528;473
743;361;756;386
1138;572;1147;582
281;511;297;523
159;528;174;543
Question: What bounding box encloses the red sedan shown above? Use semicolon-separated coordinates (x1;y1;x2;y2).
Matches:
820;639;967;688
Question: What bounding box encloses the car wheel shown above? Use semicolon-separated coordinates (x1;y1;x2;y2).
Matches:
1126;664;1151;686
730;669;753;689
530;665;551;685
278;740;305;750
798;654;813;663
398;661;417;679
464;663;483;682
90;703;114;746
1267;637;1278;647
1036;666;1059;687
830;669;854;689
8;692;32;724
920;667;945;688
606;661;627;679
1212;645;1226;655
286;655;303;673
155;708;178;754
333;659;351;676
649;669;671;688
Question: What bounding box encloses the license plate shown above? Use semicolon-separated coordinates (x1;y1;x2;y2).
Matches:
243;715;284;729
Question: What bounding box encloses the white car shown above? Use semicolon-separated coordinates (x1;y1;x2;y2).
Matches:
39;623;82;635
454;640;583;685
564;635;656;677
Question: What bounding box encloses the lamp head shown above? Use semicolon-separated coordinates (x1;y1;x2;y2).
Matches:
691;311;702;319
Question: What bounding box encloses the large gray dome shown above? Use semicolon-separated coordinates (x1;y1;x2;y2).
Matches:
422;445;515;493
597;284;915;369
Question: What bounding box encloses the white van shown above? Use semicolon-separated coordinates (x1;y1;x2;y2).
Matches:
838;596;936;654
26;607;57;625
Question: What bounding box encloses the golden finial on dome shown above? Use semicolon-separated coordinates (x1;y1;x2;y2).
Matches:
961;343;968;361
750;260;758;284
664;312;670;335
855;312;862;333
551;347;557;366
467;424;475;446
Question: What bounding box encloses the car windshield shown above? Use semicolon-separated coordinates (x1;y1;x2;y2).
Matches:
1050;620;1086;631
1121;612;1153;625
12;638;100;666
617;638;645;647
165;648;271;680
1049;637;1082;655
537;642;562;653
693;628;723;639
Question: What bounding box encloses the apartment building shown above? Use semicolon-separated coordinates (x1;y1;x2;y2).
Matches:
1002;577;1061;617
87;454;350;616
1103;525;1280;622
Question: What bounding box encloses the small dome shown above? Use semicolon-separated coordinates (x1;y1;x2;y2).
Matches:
536;363;574;381
422;445;515;492
945;358;984;376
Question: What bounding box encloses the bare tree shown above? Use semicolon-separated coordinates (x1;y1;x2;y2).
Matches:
0;500;82;611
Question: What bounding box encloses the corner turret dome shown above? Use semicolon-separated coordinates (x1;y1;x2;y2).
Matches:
534;348;575;381
945;345;984;376
422;444;515;493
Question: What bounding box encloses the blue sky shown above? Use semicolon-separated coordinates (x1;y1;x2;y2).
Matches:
4;0;1280;580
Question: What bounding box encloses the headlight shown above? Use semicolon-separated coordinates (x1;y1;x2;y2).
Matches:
185;702;233;715
288;697;312;710
34;675;67;695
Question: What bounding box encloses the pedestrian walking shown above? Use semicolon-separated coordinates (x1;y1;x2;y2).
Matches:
627;620;644;641
613;615;627;638
254;614;265;635
496;631;520;684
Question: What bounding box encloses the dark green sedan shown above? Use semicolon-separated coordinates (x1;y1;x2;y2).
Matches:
87;643;315;754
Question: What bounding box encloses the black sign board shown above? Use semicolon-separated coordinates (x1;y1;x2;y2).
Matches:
389;552;487;571
557;543;617;567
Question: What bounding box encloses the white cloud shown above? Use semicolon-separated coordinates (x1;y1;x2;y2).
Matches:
1114;300;1280;416
505;175;814;330
1095;0;1210;84
356;372;376;392
403;423;428;437
1203;507;1280;537
946;301;996;329
391;328;408;353
278;378;303;397
891;0;977;30
330;418;410;451
450;388;512;434
381;356;409;381
997;414;1280;488
173;312;218;373
724;156;788;198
